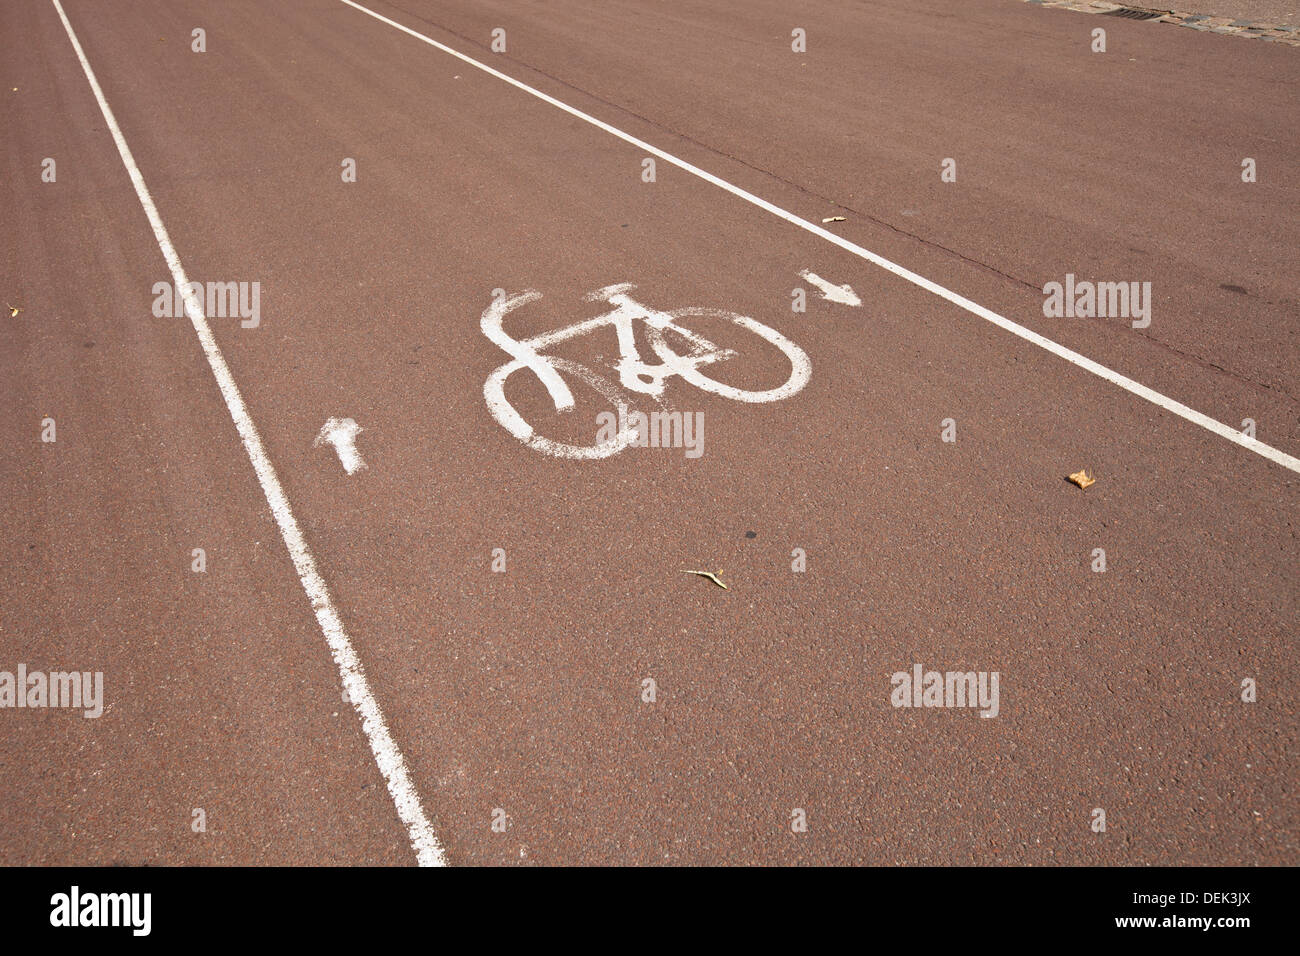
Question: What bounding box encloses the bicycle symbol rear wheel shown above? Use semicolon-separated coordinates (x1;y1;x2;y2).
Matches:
484;355;650;460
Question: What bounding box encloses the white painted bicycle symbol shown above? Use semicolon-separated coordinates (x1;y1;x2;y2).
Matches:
482;283;811;458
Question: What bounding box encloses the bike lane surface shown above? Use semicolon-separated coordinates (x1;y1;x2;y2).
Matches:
0;0;417;865
42;0;1299;864
360;0;1300;463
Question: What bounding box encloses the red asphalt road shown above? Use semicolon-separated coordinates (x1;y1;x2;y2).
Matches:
1;0;1296;865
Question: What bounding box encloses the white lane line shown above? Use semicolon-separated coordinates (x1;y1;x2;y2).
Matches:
340;0;1300;476
51;0;446;867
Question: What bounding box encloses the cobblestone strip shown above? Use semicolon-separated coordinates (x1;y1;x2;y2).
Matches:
1023;0;1300;45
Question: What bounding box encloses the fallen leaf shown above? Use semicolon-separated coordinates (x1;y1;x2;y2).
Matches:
1068;469;1096;490
6;304;20;318
682;569;728;590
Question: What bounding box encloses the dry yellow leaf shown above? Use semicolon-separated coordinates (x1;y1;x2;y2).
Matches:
1068;469;1096;490
682;569;728;590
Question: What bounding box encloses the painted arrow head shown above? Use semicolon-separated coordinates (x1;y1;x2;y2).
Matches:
799;269;862;307
315;417;367;475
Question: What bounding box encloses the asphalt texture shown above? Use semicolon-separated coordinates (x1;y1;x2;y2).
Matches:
1;0;1296;865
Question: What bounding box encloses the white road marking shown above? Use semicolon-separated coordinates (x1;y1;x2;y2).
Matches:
315;417;368;475
52;0;445;867
799;270;862;307
340;0;1300;476
482;284;810;458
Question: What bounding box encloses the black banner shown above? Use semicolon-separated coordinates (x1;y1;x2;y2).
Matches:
0;865;1276;943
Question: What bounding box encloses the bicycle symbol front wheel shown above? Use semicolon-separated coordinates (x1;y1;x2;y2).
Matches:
648;307;811;403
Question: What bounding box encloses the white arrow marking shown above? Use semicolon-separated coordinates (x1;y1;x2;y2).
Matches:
799;270;861;307
315;417;368;474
